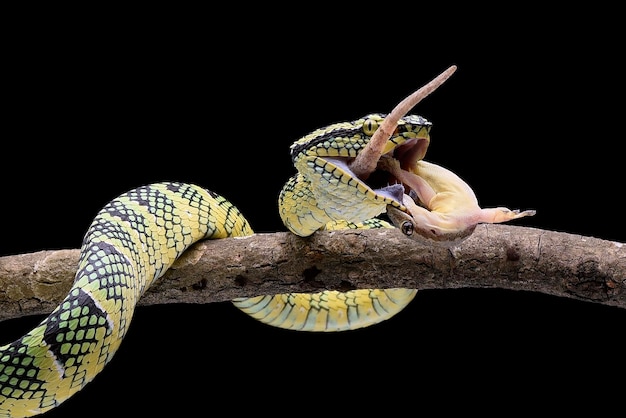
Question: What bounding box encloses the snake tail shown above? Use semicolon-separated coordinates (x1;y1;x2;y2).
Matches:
0;182;252;418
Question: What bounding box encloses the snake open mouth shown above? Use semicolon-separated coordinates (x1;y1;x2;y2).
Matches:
345;66;456;210
364;136;431;208
384;136;430;181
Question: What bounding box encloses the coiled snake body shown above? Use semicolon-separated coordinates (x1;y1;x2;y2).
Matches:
0;67;535;417
0;119;416;417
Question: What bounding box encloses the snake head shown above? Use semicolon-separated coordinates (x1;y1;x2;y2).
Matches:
281;112;435;236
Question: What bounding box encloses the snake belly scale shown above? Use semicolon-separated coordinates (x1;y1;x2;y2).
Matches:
0;114;424;417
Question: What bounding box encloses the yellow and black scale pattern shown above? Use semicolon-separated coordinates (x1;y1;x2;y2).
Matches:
1;113;431;417
0;183;252;417
277;113;431;235
233;113;431;330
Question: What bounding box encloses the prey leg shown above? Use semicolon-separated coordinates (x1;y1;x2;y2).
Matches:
476;207;537;224
377;154;437;207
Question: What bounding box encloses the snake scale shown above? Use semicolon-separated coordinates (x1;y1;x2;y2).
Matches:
0;66;535;417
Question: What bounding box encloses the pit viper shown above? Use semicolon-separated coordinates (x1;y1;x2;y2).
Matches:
0;66;535;417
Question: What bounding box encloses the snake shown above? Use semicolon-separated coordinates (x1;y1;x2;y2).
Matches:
0;67;535;417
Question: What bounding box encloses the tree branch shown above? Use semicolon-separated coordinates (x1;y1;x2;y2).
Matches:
0;224;624;322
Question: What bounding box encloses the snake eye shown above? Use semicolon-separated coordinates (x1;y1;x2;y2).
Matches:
363;118;379;136
401;221;414;236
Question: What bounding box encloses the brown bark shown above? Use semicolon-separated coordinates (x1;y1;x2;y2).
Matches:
0;224;624;322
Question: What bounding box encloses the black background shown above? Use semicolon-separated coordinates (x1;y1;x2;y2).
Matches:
1;8;624;417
